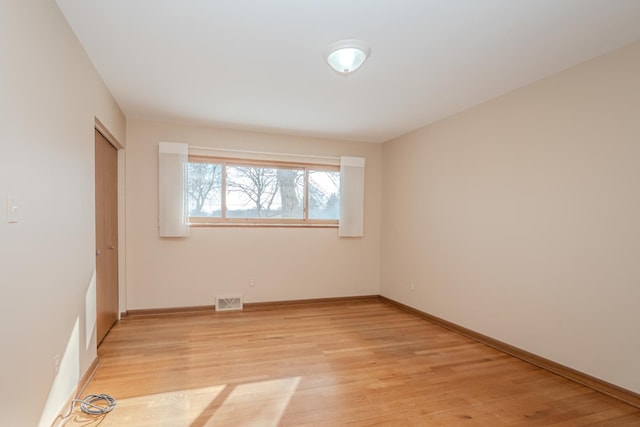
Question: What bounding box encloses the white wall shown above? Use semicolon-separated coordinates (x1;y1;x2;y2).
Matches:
381;41;640;393
0;1;125;425
125;120;381;310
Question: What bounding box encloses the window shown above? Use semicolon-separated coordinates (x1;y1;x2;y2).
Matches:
187;156;340;226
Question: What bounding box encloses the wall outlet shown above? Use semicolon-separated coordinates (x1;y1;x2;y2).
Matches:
410;283;415;291
249;277;255;287
53;354;61;377
7;196;19;223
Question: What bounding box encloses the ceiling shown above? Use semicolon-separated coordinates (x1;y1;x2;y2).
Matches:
56;0;640;143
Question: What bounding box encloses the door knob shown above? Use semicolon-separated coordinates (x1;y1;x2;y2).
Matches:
96;250;101;256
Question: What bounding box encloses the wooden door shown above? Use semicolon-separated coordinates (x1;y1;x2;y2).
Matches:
95;129;119;345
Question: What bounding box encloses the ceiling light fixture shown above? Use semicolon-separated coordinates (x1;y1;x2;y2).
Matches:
325;39;370;75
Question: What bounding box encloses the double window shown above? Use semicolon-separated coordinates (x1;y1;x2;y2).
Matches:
187;156;340;226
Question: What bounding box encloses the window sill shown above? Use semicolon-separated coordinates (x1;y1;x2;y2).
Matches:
189;222;338;229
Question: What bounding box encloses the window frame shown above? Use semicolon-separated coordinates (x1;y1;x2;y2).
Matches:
188;155;340;228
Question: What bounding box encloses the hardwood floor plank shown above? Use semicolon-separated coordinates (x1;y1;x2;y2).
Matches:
63;300;640;426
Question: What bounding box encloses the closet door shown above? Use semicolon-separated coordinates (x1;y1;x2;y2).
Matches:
95;129;119;345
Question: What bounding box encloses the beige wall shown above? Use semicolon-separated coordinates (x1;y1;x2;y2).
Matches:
381;41;640;393
125;120;381;310
0;1;126;425
3;3;637;423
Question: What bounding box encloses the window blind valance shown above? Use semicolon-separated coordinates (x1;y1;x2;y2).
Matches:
339;156;365;237
158;142;189;237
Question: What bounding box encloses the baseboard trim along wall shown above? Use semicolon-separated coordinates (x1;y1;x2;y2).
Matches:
123;305;216;317
379;296;640;409
51;357;99;427
243;295;380;310
123;295;380;317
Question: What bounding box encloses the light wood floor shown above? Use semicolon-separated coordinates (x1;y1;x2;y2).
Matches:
64;300;640;426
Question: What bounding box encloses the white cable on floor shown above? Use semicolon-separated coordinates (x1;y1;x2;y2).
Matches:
72;394;117;415
53;393;117;427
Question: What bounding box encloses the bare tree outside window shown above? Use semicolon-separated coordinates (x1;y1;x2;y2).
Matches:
309;170;340;219
227;166;279;218
226;166;304;218
187;157;340;224
277;169;304;218
187;162;221;216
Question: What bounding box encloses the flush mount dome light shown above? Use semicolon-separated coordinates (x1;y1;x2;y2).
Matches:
325;39;370;75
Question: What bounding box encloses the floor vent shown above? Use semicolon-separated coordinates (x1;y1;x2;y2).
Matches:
215;295;243;311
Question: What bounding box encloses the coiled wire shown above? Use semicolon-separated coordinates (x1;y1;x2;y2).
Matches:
72;394;117;415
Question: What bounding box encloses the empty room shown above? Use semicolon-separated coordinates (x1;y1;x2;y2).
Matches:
2;1;640;426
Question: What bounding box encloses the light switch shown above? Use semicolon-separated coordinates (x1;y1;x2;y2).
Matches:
7;196;19;223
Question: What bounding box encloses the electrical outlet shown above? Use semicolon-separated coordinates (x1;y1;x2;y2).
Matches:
7;196;19;223
410;283;415;291
53;354;61;377
249;277;255;287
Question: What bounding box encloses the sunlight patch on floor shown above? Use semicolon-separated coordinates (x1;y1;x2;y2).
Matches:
202;376;301;427
64;384;225;426
40;318;80;427
63;377;301;427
